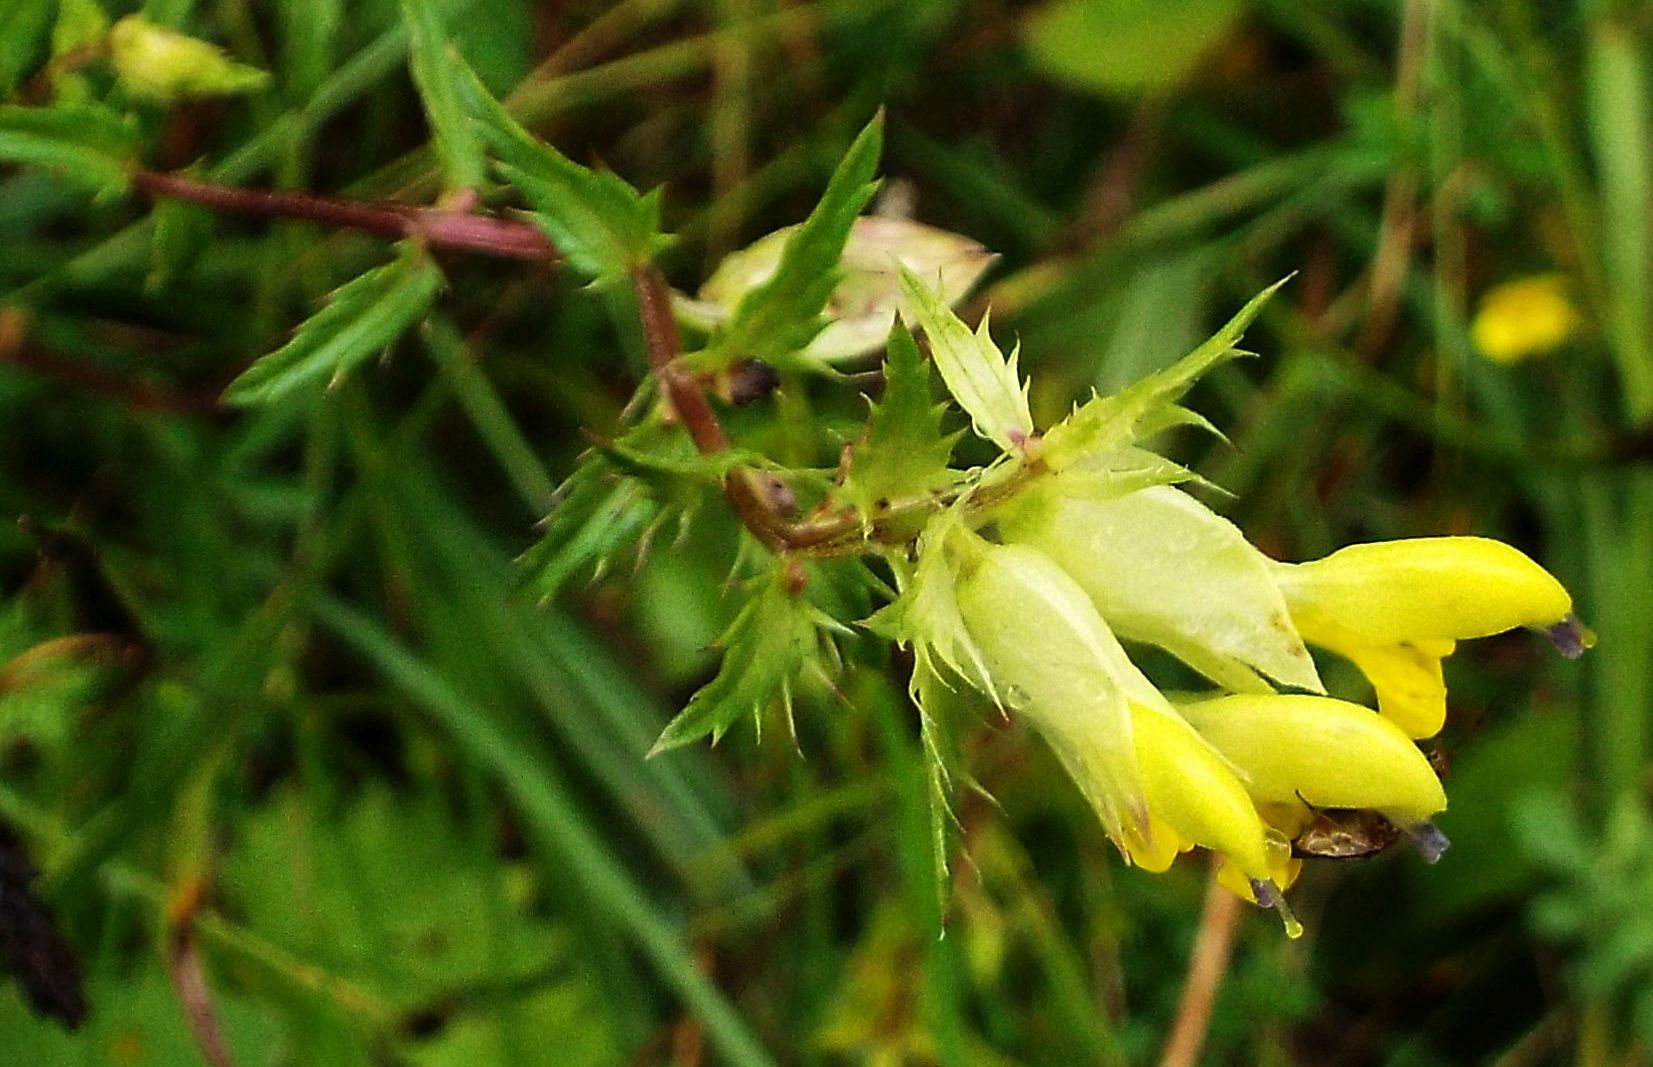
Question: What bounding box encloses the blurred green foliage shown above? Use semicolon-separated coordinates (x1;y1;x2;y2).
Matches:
2;1;1652;1065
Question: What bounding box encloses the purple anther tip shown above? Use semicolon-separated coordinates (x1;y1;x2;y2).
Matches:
1544;614;1596;660
1406;821;1451;864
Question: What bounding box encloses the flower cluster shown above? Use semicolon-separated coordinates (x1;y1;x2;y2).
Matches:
879;275;1590;934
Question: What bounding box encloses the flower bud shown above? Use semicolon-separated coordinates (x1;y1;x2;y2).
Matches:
109;16;269;103
678;217;994;363
1177;693;1447;827
952;536;1153;842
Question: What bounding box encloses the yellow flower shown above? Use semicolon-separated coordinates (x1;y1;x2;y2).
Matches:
946;531;1288;899
1181;693;1449;913
1122;702;1277;886
1177;694;1447;826
1272;537;1584;738
1470;275;1580;364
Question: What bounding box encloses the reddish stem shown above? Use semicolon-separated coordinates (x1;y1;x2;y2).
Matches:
132;171;557;261
127;171;895;554
0;343;224;413
630;265;805;552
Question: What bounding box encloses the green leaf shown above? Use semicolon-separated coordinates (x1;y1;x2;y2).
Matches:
398;0;485;191
0;103;139;192
517;458;661;604
596;437;764;486
456;61;669;284
701;112;884;369
225;788;567;1001
0;969;283;1067
0;0;51;96
840;323;960;521
1023;0;1245;100
0;605;107;750
223;244;443;406
897;264;1033;454
1041;276;1288;468
650;571;829;754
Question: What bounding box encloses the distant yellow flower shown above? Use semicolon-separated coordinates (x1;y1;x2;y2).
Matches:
1470;275;1580;363
1272;537;1585;738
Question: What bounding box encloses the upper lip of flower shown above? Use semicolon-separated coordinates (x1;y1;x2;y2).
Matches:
1269;536;1581;738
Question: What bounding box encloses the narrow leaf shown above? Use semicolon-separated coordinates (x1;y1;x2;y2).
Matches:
840;323;960;521
597;438;764;485
456;61;668;284
397;0;484;191
897;265;1033;454
1042;276;1290;468
223;244;442;406
275;0;339;100
0;104;138;192
704;112;884;368
145;190;215;293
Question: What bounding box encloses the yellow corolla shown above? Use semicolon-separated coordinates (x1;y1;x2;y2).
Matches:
948;533;1285;897
1123;703;1276;883
1271;537;1584;738
1178;693;1447;826
1180;692;1449;913
1470;274;1580;364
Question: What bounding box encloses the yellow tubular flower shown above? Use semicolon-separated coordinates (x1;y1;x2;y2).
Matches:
1271;537;1585;738
1127;704;1274;883
951;536;1280;893
1176;694;1447;828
